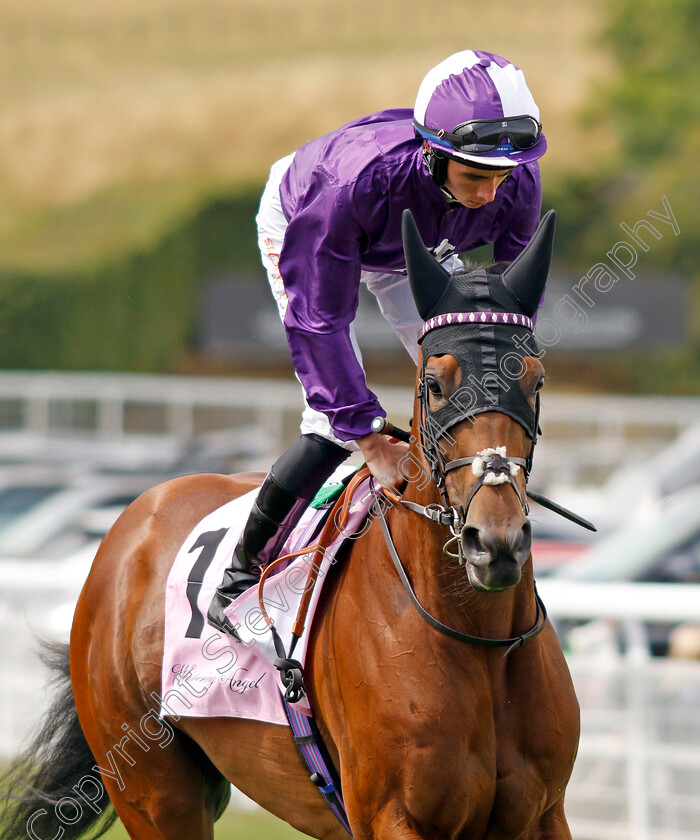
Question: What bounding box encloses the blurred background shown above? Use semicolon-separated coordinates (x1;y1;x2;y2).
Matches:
0;1;699;838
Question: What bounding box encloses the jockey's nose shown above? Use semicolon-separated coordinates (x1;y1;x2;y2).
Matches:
476;179;499;204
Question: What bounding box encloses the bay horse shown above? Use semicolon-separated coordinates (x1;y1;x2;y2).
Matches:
2;210;580;840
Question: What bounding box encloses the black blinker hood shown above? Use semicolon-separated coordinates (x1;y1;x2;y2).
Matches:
401;209;555;440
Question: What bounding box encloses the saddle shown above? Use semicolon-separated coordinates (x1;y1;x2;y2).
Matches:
160;466;375;724
252;465;371;647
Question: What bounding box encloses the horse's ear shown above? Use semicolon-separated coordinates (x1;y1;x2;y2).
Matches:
502;210;556;317
402;209;451;320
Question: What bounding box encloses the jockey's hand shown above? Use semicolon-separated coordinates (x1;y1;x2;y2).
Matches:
356;432;410;493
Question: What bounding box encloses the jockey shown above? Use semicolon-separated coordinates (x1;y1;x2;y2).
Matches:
208;49;548;637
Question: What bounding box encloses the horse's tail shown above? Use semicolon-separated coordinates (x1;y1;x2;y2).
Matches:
0;640;117;840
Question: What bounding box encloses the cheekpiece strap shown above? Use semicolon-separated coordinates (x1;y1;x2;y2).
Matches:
400;499;461;527
420;311;533;340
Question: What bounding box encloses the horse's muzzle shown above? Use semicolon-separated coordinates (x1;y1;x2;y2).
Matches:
461;520;532;591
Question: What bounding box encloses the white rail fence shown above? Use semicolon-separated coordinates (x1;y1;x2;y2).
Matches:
2;577;700;839
565;654;700;840
540;581;700;840
0;373;699;836
0;371;696;484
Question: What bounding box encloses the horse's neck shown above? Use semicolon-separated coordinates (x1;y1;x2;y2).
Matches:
389;454;537;644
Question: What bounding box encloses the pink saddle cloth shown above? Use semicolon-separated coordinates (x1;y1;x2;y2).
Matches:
160;471;374;724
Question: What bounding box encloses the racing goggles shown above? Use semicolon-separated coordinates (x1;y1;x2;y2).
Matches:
415;115;542;154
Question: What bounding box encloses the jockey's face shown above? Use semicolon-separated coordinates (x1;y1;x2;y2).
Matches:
443;160;513;209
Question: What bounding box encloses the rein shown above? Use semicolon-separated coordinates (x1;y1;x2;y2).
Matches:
369;481;548;656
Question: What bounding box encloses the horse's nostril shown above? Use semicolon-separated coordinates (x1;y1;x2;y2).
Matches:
462;520;532;566
516;520;533;560
462;526;486;557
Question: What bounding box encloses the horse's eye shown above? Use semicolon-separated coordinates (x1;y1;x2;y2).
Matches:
426;377;442;397
535;376;545;392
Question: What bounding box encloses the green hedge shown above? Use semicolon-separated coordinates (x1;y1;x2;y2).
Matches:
0;189;263;371
1;181;697;394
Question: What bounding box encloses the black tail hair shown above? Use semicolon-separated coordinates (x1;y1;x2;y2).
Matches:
0;641;117;840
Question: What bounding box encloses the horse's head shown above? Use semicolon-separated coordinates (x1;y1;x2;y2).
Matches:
402;209;555;592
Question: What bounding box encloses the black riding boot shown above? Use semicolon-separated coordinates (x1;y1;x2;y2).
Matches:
207;433;350;637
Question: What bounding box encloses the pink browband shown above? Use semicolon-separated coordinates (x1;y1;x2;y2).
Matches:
420;311;534;340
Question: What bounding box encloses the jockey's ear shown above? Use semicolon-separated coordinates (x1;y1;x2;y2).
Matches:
502;210;556;317
401;209;451;321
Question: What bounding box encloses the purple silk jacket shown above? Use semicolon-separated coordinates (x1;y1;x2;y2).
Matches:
277;108;542;441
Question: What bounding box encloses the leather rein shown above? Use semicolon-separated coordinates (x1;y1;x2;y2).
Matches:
368;479;548;656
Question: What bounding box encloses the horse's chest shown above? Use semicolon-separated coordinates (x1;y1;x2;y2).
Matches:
482;693;578;834
399;671;578;837
428;737;571;840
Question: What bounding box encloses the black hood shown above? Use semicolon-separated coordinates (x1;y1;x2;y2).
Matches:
402;208;555;440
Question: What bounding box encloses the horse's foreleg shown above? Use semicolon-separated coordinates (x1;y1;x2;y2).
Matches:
346;801;450;840
525;800;573;840
179;717;349;840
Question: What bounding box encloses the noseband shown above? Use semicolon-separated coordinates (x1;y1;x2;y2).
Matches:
446;446;529;517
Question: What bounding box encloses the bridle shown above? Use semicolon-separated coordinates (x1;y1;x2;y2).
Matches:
367;355;548;656
404;312;591;539
415;373;542;535
368;312;593;655
369;465;548;656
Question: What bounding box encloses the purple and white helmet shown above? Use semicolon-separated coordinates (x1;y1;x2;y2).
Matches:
414;50;547;168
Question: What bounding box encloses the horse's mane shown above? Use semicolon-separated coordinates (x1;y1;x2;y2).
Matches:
450;258;509;276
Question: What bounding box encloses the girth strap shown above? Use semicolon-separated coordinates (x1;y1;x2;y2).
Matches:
282;700;353;836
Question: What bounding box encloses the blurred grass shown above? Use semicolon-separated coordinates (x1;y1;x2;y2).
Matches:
101;805;314;840
0;0;609;272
